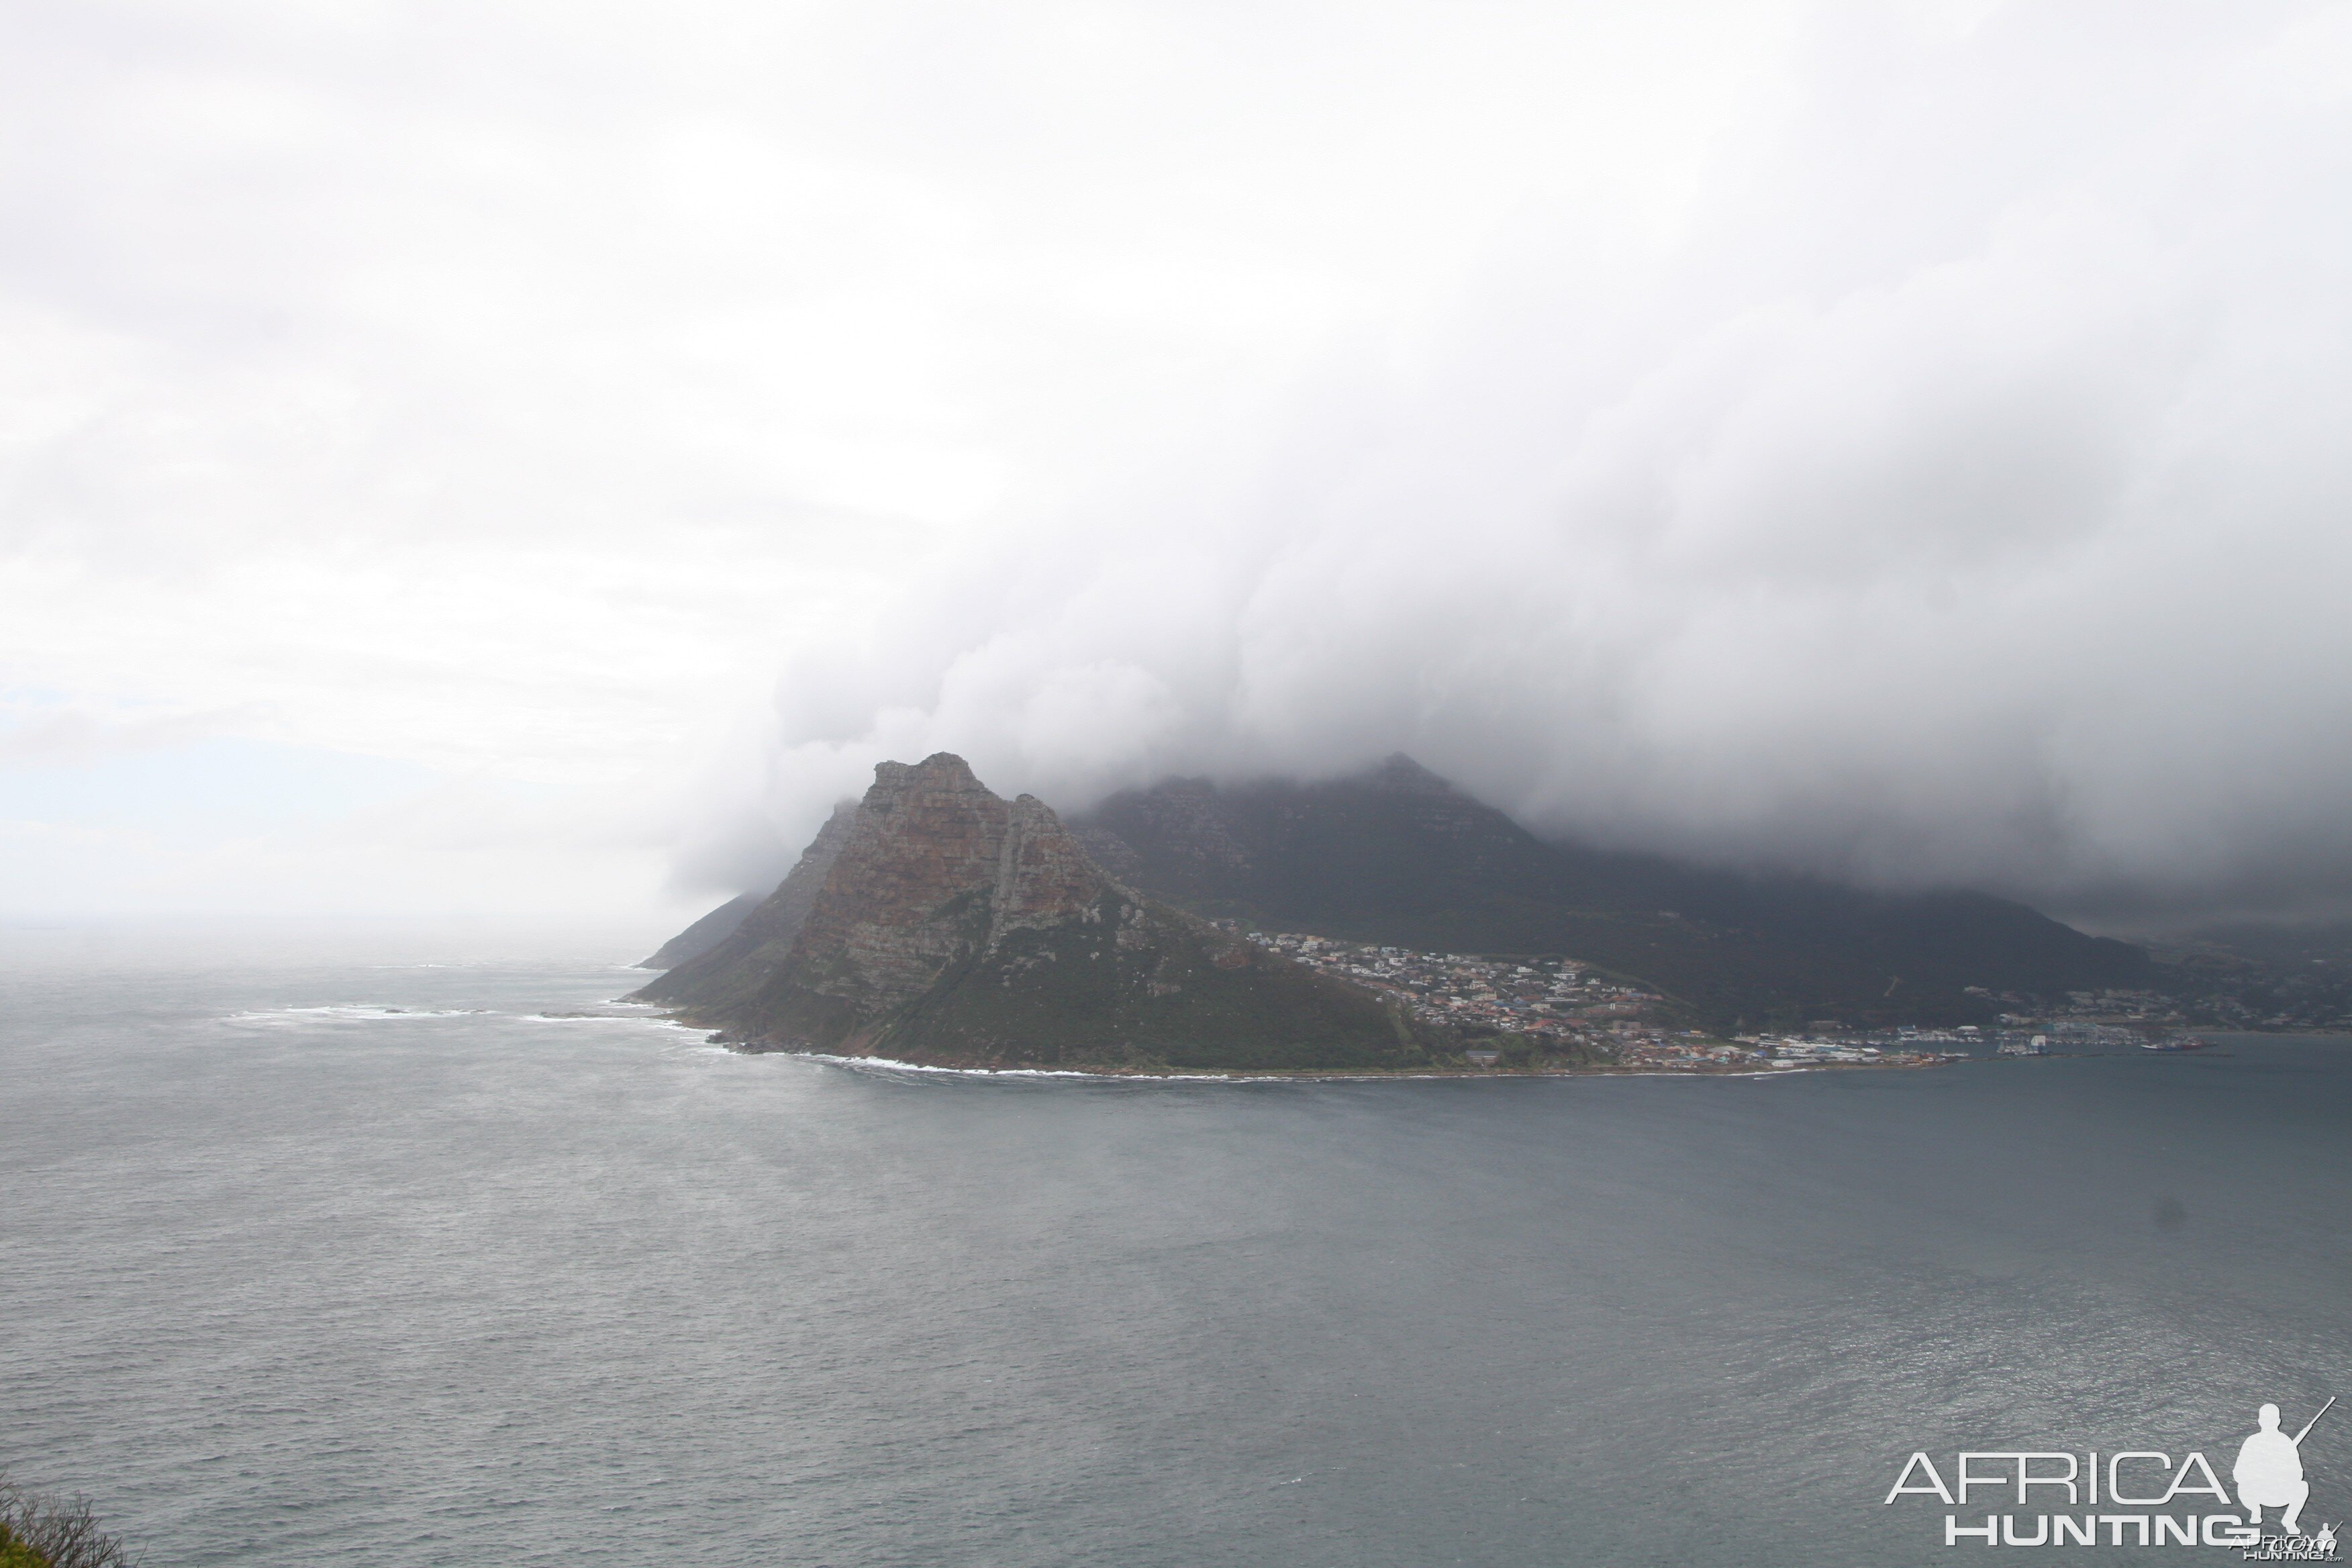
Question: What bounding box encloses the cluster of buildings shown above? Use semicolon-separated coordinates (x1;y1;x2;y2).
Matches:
1615;1036;1768;1070
1969;981;2343;1036
1231;926;2328;1069
2182;979;2352;1032
1966;986;2231;1049
1241;930;1956;1072
1242;930;1660;1050
1975;987;2188;1031
1732;1035;1958;1069
1238;932;2350;1060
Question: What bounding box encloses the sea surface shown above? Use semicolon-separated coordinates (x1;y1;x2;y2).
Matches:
4;938;2348;1566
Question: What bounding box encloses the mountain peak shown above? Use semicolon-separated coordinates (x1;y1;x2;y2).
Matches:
871;750;987;794
1364;753;1457;795
643;754;1440;1070
1069;767;2151;1028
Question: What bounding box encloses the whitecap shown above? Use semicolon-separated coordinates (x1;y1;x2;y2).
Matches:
219;1005;491;1025
790;1051;1240;1083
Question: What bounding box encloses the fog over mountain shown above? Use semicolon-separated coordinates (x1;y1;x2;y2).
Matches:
5;2;2349;931
685;3;2352;930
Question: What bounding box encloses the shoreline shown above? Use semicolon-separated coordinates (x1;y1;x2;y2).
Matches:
721;1044;1888;1084
624;1004;2352;1083
618;997;1963;1081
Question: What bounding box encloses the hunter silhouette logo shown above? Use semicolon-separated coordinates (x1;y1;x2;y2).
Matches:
1883;1395;2338;1554
2239;1400;2330;1535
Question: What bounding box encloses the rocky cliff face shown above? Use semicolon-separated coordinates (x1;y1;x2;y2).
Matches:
651;752;1438;1071
770;753;1110;1027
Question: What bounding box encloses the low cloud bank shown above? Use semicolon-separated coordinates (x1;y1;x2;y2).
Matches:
684;5;2352;930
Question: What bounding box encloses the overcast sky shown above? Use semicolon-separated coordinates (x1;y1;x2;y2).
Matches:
4;0;2349;932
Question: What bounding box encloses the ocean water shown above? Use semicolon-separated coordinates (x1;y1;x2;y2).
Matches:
3;942;2348;1566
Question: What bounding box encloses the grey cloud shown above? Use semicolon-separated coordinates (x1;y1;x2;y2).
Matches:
699;3;2352;930
7;1;2347;930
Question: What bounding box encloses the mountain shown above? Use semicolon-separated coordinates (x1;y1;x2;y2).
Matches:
2179;917;2352;971
1070;756;2153;1028
634;800;859;1010
634;754;1449;1072
636;893;763;969
2143;919;2352;1030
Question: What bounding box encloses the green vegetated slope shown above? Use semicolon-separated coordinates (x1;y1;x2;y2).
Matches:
728;884;1438;1072
1073;756;2151;1029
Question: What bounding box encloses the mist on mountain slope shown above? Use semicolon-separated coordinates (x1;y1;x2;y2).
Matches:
675;3;2352;933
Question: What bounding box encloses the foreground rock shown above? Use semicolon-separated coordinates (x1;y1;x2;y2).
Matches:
635;754;1459;1073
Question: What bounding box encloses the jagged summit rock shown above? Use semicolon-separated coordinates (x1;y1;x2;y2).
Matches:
762;752;1114;1029
636;753;1442;1071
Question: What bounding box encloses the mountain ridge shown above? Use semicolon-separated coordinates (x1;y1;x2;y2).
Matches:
640;754;2152;1032
636;893;762;969
634;799;860;1013
1067;755;2151;1028
633;754;1455;1071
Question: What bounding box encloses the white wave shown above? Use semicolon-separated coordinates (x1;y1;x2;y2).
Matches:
791;1051;1239;1083
777;1050;1829;1086
524;1007;677;1024
632;1019;716;1040
220;1004;491;1024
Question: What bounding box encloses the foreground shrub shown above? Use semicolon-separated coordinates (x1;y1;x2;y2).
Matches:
1;1519;49;1568
0;1474;139;1568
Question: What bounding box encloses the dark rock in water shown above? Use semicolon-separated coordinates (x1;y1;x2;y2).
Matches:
1071;754;2151;1030
636;894;762;969
642;754;1442;1072
634;800;859;1008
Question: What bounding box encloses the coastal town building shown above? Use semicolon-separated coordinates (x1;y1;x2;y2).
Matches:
1240;929;1955;1072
